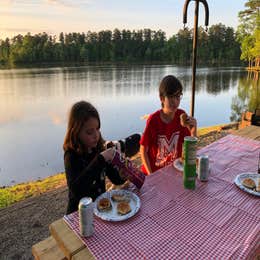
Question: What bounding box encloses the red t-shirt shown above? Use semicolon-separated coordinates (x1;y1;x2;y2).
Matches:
140;109;190;174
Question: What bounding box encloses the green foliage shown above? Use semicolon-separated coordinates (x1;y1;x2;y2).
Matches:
0;173;66;209
240;35;255;62
0;25;241;65
237;0;260;67
207;24;240;64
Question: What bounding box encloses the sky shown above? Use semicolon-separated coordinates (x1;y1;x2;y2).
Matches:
1;0;246;40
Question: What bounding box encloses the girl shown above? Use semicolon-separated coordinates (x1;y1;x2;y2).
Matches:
63;101;126;214
140;75;197;175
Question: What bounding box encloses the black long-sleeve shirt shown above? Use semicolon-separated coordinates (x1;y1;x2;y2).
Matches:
64;149;125;214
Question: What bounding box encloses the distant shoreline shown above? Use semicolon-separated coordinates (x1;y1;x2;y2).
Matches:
246;66;260;72
0;60;245;70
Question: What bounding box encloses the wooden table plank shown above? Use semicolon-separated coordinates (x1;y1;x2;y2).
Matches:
32;236;67;260
232;125;260;140
49;219;88;260
71;248;95;260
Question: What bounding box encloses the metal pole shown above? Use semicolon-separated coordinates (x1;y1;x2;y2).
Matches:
191;0;199;117
183;0;209;117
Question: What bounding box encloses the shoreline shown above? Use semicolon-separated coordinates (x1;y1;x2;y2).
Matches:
0;122;238;209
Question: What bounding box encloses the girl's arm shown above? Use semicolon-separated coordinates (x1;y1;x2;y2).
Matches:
105;163;126;185
140;145;152;175
65;148;118;199
64;151;106;198
102;148;127;185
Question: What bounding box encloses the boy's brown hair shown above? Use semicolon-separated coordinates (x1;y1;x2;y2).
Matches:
159;75;183;98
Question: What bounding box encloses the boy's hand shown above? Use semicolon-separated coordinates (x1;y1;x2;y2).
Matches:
186;116;197;136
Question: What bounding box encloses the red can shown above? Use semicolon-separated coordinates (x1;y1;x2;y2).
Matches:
111;150;145;189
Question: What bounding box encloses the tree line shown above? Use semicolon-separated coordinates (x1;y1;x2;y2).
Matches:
0;24;241;65
237;0;260;69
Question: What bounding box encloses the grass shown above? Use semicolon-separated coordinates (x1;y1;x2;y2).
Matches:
0;173;66;209
0;122;237;209
198;124;224;136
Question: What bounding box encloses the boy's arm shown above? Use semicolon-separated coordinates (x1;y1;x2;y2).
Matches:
140;145;152;175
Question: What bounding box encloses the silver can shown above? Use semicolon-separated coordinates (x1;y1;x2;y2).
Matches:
198;155;209;182
78;197;94;237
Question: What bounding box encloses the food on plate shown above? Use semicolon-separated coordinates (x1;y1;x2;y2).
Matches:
117;201;131;215
256;179;260;192
180;113;189;127
242;178;256;189
111;194;129;202
97;198;112;211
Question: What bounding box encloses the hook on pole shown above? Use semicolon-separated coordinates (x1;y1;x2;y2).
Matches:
183;0;192;25
183;0;209;27
200;0;209;26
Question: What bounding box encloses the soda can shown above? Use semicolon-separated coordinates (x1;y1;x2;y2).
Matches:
183;136;198;189
111;150;145;189
78;197;94;237
198;155;209;181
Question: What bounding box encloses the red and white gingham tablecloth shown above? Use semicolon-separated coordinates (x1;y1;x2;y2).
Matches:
64;134;260;259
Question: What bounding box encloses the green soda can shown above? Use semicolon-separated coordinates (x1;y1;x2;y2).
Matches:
183;136;198;189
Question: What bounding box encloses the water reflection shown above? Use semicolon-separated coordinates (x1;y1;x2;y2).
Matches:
230;71;260;121
0;65;254;186
0;65;248;99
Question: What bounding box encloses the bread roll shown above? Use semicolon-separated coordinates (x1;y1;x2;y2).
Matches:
117;201;131;215
97;198;112;211
242;178;256;189
180;113;188;127
111;194;129;202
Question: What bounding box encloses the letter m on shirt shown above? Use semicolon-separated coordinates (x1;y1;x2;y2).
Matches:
155;132;180;167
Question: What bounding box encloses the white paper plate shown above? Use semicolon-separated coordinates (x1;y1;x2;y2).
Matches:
173;158;183;172
173;158;208;175
234;172;260;197
173;158;199;172
94;190;141;221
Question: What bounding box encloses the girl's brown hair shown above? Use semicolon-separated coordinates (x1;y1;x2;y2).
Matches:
63;101;104;154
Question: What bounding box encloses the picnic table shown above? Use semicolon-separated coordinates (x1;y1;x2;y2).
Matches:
32;125;260;260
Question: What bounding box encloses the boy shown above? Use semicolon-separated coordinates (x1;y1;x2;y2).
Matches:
140;75;197;175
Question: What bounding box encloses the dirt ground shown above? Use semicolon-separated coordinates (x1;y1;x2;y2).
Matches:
0;130;231;260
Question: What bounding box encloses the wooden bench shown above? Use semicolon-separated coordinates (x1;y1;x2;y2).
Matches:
49;219;94;260
252;109;260;126
32;236;67;260
32;226;94;260
240;111;253;129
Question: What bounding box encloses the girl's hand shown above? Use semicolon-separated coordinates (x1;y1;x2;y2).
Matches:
186;116;197;137
101;148;116;162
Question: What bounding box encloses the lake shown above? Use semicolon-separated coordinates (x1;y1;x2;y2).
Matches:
0;64;253;186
